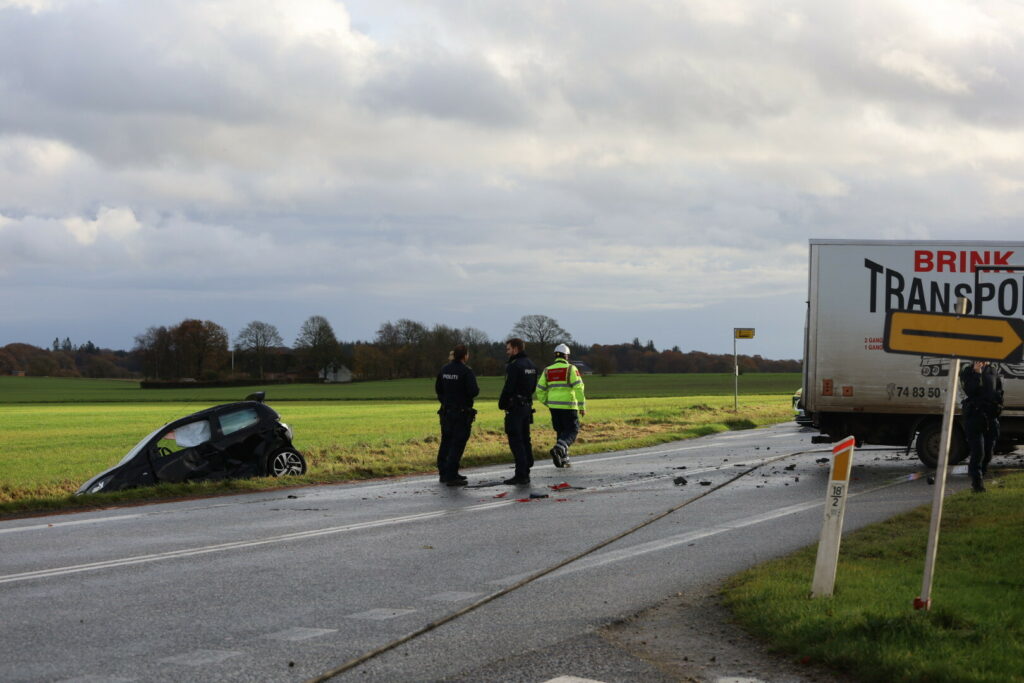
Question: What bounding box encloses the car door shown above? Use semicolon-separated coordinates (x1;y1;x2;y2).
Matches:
149;417;224;483
214;406;265;477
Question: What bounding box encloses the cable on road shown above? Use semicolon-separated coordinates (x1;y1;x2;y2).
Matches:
306;447;822;682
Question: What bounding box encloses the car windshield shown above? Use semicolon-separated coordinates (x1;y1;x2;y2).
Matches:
116;425;167;467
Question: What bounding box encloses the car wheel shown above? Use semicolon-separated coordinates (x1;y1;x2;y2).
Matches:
267;449;307;477
916;421;967;468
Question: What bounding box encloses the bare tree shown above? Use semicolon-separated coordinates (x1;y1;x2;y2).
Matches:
295;315;341;380
510;314;573;361
235;321;283;379
134;325;173;379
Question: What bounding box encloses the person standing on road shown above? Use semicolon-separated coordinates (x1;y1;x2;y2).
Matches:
498;338;538;485
535;343;586;468
435;344;479;486
960;360;1003;493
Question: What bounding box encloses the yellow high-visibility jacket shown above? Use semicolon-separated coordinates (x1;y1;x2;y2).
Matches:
535;358;586;411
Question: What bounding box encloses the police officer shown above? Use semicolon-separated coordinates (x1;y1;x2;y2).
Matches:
435;344;479;486
499;338;538;485
536;343;586;468
960;360;1003;493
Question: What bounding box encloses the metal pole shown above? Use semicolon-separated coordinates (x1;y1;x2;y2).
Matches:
915;296;967;611
733;335;738;412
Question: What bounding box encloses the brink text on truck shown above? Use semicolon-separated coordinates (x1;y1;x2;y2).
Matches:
865;252;1024;317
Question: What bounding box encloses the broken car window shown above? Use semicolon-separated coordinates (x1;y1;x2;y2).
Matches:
219;408;259;436
157;419;212;454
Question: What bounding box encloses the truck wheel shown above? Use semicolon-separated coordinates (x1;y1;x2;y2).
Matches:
916;422;968;468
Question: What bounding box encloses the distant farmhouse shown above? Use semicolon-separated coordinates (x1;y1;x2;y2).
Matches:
320;364;353;383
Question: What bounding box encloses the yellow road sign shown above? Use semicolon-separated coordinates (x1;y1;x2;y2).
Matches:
883;310;1024;362
734;328;755;339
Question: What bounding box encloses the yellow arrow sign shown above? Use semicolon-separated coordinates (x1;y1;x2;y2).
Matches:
883;310;1024;362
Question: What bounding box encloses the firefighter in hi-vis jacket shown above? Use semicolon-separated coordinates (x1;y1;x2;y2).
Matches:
535;343;586;468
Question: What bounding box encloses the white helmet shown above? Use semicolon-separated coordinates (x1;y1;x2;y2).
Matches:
554;343;571;355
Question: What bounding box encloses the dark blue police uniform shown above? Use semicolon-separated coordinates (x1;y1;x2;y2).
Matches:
435;359;479;484
960;363;1003;493
498;351;538;483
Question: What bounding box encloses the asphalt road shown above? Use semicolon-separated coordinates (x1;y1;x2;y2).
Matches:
0;422;976;682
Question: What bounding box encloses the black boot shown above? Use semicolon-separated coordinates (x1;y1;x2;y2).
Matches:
971;473;986;493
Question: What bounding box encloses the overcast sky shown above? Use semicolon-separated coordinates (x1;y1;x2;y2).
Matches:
3;0;1023;360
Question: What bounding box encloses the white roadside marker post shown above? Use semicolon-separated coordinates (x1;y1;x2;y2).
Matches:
811;435;855;598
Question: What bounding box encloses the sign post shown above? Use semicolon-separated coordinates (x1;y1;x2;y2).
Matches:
733;328;755;411
880;298;1012;610
811;435;855;598
914;350;962;611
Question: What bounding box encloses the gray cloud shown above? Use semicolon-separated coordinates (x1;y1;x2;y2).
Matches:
2;0;1024;357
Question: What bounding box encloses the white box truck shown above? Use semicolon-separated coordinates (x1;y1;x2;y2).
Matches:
802;239;1024;466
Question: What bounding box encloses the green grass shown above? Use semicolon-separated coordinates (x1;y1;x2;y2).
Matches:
0;373;801;403
0;391;792;515
723;473;1024;682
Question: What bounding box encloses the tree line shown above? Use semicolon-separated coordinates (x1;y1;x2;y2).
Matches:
1;314;801;381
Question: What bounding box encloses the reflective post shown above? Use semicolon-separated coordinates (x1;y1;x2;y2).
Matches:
812;435;855;598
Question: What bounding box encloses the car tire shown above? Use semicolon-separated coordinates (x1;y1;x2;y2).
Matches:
266;448;307;477
916;421;968;468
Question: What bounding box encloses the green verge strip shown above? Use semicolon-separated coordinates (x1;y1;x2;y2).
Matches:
723;471;1024;683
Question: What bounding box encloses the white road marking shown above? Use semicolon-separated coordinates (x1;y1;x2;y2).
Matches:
265;627;337;641
425;591;484;602
0;509;450;585
544;677;607;682
581;445;704;464
347;608;417;620
0;514;142;535
158;649;242;666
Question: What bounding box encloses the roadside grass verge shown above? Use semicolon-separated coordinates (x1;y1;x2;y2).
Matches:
0;395;791;516
723;472;1024;683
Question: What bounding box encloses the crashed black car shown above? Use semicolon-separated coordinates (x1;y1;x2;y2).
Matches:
77;393;306;495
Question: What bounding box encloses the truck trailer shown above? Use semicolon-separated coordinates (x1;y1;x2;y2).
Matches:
802;239;1024;467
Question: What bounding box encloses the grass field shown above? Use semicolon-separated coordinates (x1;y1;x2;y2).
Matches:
724;472;1024;682
0;373;800;402
0;373;797;515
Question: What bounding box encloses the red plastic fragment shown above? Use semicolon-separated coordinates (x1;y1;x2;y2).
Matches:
515;498;531;502
550;482;572;490
494;492;508;498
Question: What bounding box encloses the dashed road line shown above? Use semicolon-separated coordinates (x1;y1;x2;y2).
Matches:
159;649;242;666
265;627;337;642
0;514;142;535
347;608;417;621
